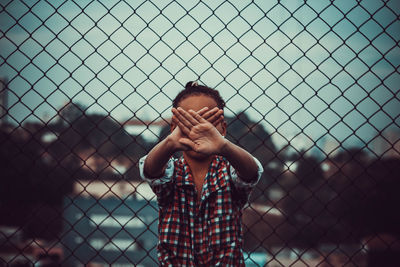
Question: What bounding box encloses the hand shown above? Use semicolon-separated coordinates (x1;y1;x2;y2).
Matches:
172;106;224;128
168;122;191;152
171;107;227;155
143;107;225;178
169;107;224;152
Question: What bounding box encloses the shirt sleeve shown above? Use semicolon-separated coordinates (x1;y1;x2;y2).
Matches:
138;155;175;206
229;156;263;188
228;156;263;207
139;155;174;186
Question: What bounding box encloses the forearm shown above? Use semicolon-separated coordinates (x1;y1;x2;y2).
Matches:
143;136;176;179
219;139;259;182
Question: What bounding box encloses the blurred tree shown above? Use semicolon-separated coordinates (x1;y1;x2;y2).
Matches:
0;129;34;225
58;101;86;125
360;158;400;267
362;158;400;236
48;102;149;180
327;148;371;239
0;101;152;239
0;125;70;239
327;150;400;266
225;112;278;203
281;154;332;247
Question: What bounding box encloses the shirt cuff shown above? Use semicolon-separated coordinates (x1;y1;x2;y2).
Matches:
139;155;174;186
230;156;263;188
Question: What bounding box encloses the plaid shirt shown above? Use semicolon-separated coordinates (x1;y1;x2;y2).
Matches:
139;155;263;266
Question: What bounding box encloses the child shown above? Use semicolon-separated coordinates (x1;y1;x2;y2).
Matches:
139;81;263;266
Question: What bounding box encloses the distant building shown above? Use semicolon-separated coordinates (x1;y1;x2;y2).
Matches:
123;117;170;142
371;128;400;158
62;180;158;266
72;180;155;201
319;136;341;158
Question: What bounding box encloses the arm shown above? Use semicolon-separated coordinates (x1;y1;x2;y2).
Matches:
142;133;178;179
143;107;224;179
173;107;261;182
219;139;260;183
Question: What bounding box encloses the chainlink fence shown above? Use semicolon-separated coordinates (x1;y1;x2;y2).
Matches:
1;0;399;266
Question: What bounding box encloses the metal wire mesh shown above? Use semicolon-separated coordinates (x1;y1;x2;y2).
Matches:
1;0;399;266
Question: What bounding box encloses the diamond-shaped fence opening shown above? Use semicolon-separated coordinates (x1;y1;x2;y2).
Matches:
1;0;399;266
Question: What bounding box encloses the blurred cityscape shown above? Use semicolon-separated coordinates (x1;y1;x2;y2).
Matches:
1;0;399;265
1;91;399;266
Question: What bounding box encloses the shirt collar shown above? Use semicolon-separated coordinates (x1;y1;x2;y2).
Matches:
175;155;229;200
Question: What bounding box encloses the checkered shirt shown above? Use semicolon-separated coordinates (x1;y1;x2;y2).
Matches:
139;155;263;266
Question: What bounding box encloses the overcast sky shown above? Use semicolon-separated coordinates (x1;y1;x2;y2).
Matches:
0;0;399;151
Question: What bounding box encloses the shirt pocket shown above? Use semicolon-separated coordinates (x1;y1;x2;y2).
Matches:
208;215;238;248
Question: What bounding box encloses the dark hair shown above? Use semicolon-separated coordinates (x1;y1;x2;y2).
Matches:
172;81;225;109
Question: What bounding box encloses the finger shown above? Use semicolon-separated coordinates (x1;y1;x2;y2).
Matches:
172;114;193;128
207;109;224;124
196;107;209;117
188;109;207;123
172;116;191;136
213;115;224;126
177;107;200;125
201;107;219;120
179;137;196;151
172;116;189;135
172;108;194;130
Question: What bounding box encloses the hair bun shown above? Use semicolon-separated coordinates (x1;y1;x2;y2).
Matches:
185;81;198;89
